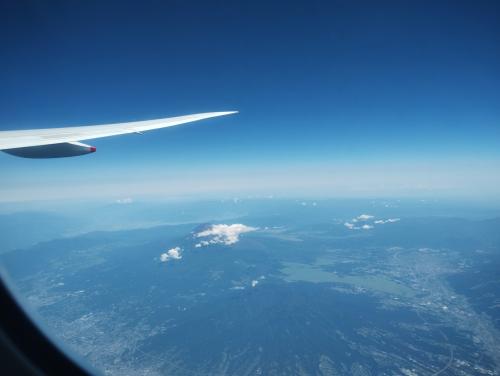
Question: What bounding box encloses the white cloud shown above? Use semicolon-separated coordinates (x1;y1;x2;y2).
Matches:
115;197;133;204
194;224;257;247
160;247;182;263
346;213;400;230
356;214;374;221
251;280;259;287
374;218;400;224
195;241;210;248
230;286;245;290
388;246;403;251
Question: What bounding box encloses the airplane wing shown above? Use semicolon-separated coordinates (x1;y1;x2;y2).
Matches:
0;111;237;158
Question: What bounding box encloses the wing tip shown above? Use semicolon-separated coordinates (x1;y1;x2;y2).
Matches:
196;110;238;120
215;110;239;116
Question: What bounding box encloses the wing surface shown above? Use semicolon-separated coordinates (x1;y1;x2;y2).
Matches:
0;111;237;150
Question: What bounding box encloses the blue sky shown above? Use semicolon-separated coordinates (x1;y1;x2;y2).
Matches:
0;1;499;202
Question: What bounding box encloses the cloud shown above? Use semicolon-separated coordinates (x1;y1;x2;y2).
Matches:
344;222;356;229
115;197;133;204
230;286;245;290
299;201;317;207
374;218;400;224
160;247;182;263
356;214;374;221
345;221;372;230
251;280;259;287
194;224;257;247
345;214;400;230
